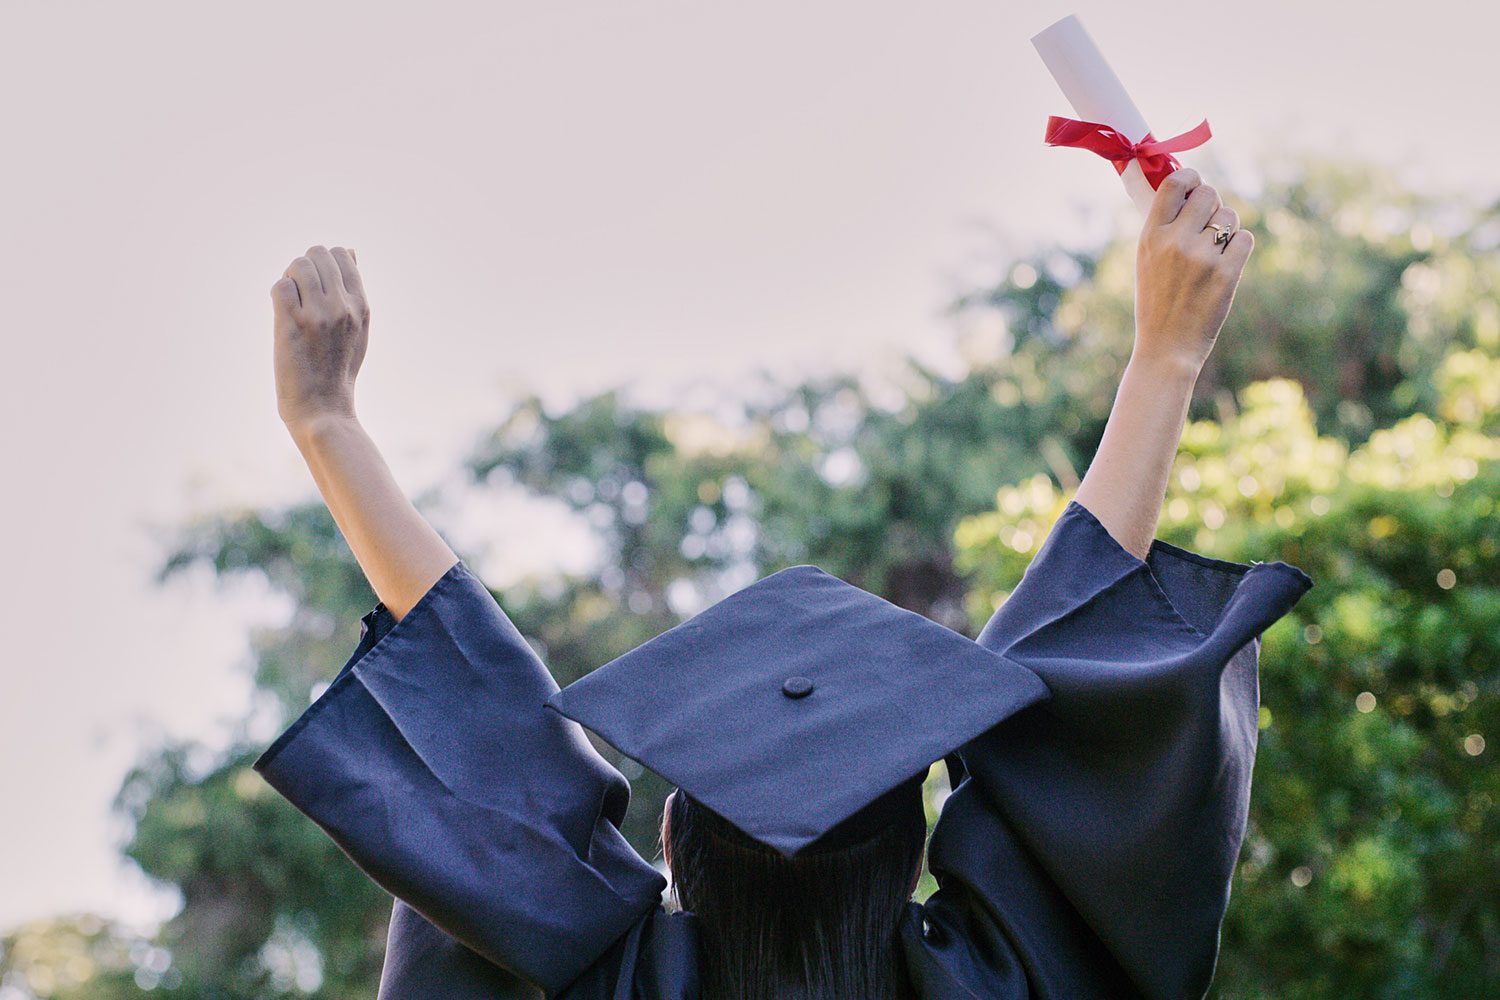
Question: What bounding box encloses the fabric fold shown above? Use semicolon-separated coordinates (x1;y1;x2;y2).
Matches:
253;559;667;998
916;499;1313;1000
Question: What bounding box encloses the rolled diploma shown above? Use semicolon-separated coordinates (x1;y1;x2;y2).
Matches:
1032;15;1160;215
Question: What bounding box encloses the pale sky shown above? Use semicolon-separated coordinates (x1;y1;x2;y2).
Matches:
1;0;1492;932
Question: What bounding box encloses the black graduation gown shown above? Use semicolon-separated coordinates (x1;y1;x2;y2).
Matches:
253;498;1313;1000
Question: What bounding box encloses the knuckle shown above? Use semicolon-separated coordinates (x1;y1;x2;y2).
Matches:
1165;168;1198;191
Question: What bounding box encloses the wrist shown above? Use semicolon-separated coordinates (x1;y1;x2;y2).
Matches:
287;409;363;450
1126;345;1204;385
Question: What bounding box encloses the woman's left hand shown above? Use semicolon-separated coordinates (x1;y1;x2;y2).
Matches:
272;245;370;434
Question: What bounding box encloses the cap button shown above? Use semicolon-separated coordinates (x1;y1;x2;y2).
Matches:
782;676;815;699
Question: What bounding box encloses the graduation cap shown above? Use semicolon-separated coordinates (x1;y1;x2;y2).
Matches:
544;564;1051;857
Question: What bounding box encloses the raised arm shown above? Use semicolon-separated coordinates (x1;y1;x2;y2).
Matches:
271;245;458;620
1072;169;1253;558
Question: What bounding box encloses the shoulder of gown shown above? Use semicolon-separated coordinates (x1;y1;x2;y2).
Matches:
253;559;670;998
905;498;1313;1000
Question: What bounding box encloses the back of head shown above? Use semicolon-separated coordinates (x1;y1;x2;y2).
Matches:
665;789;925;1000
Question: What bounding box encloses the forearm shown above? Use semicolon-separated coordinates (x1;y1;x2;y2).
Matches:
290;413;460;620
1065;169;1250;559
1072;351;1200;560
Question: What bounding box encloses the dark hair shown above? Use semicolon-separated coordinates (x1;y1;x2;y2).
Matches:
664;788;926;1000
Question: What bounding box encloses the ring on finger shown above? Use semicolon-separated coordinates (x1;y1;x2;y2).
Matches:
1206;222;1235;246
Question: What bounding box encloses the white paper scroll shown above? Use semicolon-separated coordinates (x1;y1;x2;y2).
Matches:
1032;14;1160;215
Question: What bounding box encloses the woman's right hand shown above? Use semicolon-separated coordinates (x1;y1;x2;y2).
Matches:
272;245;370;433
1131;169;1254;375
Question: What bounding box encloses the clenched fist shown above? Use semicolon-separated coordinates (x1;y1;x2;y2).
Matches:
1132;169;1254;374
272;245;369;432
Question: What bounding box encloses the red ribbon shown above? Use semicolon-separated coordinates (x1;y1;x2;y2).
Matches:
1043;116;1212;190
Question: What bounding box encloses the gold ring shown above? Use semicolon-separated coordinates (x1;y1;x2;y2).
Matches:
1207;223;1234;246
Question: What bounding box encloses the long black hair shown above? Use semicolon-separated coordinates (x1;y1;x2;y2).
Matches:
664;786;926;1000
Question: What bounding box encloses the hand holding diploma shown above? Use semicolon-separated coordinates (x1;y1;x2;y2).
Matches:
1032;15;1212;215
1072;168;1254;563
1033;19;1255;555
1134;170;1252;374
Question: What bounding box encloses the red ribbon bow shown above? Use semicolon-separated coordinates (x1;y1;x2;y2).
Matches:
1043;116;1212;190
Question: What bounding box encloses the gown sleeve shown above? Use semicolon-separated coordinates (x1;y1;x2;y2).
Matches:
252;559;669;998
911;499;1313;1000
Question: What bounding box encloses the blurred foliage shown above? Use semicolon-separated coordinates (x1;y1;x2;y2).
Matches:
960;159;1500;446
5;158;1497;998
115;746;390;997
1;916;151;997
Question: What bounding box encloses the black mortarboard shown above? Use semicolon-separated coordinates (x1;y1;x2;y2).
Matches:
544;564;1051;857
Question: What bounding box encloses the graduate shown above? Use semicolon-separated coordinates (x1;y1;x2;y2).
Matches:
261;167;1313;1000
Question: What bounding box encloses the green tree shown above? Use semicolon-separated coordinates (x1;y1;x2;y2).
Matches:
960;158;1500;443
0;915;156;998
